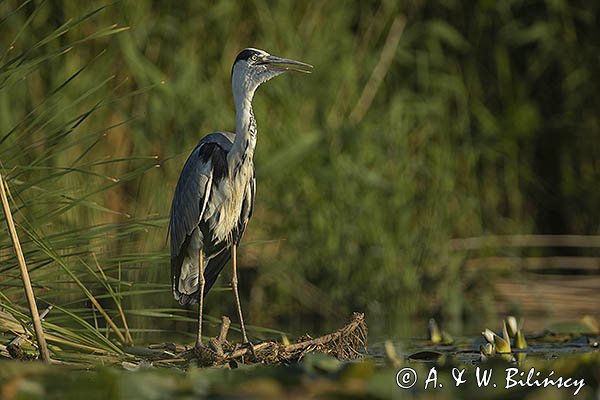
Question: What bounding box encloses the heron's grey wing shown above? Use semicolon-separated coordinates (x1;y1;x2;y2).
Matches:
169;133;232;303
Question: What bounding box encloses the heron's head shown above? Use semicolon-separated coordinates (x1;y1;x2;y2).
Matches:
231;48;312;103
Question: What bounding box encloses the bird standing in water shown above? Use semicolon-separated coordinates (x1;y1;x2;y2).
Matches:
169;48;312;349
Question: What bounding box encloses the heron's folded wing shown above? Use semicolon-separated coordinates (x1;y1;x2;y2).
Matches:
169;133;232;259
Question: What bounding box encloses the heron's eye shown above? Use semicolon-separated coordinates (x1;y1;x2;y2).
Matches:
251;55;258;62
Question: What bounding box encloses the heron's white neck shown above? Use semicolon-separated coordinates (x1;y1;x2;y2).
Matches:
228;82;258;170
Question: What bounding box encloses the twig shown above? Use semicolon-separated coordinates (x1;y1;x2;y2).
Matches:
0;174;51;363
218;316;231;343
228;341;273;359
191;312;368;366
286;312;365;352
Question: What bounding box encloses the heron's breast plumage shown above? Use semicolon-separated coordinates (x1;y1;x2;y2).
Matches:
204;157;254;243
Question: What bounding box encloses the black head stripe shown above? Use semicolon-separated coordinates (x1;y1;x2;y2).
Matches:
232;49;257;76
232;48;268;76
235;49;259;63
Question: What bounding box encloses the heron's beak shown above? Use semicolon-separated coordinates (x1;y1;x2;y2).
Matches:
262;55;313;74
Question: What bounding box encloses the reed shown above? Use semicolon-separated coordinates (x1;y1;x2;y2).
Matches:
0;174;50;362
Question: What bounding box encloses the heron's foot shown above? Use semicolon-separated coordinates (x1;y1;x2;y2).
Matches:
193;340;207;353
193;340;223;366
242;340;257;361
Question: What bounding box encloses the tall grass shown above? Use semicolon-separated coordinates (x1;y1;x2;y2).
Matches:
0;0;598;354
0;2;164;352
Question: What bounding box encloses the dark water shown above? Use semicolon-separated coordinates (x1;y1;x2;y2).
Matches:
130;269;600;352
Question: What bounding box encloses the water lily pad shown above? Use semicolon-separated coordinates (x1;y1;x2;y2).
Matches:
408;350;444;361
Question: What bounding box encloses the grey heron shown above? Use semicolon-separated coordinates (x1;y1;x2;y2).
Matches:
169;48;312;349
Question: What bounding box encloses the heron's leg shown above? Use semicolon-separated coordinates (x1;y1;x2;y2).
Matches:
231;245;249;343
196;252;205;348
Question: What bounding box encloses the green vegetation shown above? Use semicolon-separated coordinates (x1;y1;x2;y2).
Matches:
0;0;598;365
1;325;599;399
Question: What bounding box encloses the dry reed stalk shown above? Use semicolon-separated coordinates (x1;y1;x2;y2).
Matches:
0;173;51;363
349;15;406;124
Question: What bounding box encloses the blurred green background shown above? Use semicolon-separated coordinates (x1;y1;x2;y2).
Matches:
0;0;599;346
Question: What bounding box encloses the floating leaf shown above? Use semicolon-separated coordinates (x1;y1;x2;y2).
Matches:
408;350;443;361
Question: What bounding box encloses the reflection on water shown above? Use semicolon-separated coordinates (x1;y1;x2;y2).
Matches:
132;262;600;347
495;271;600;332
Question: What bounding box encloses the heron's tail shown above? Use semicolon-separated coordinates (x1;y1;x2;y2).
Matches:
172;232;231;305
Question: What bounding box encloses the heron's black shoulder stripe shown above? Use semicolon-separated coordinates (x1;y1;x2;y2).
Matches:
199;142;228;182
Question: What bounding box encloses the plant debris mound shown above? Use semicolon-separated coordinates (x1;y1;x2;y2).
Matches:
184;312;367;367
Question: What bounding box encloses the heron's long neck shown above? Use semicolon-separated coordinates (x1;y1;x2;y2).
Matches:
228;92;257;170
